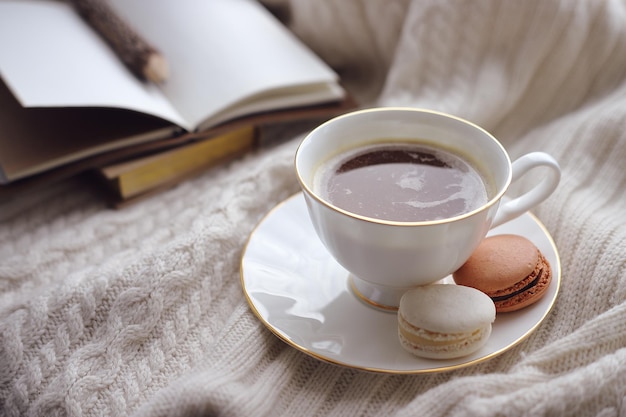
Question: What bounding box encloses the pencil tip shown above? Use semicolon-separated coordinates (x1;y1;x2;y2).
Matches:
144;53;169;84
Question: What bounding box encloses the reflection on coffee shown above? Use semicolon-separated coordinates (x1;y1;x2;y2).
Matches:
314;142;491;222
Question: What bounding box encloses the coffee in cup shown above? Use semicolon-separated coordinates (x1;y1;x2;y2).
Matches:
313;141;493;223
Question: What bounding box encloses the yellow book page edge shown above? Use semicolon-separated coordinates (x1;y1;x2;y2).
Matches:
113;125;256;198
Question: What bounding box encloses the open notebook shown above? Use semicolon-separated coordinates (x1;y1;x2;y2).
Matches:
0;0;346;183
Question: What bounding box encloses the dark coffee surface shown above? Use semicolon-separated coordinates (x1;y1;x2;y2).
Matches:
317;143;489;222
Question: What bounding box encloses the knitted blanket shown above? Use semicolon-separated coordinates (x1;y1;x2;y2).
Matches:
1;0;625;416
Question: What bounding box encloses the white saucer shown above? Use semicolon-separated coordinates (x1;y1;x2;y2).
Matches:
240;193;561;374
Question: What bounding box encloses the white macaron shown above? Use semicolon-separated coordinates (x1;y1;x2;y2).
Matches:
398;284;496;359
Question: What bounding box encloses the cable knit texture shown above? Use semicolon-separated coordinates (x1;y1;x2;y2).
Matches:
1;0;625;416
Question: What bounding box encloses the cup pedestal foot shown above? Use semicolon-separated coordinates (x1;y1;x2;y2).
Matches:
348;275;413;311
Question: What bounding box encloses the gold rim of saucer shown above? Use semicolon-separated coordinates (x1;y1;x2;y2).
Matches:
239;193;562;374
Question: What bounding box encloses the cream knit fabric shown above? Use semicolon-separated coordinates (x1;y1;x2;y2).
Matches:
1;0;626;416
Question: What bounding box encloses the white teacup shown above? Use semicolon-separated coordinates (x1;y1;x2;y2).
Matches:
295;108;560;310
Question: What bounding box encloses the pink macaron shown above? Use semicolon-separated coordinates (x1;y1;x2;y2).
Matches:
453;234;552;313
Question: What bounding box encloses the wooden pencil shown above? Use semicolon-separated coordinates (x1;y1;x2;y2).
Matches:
68;0;169;83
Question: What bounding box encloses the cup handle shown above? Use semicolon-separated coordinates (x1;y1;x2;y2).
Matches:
491;152;561;228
